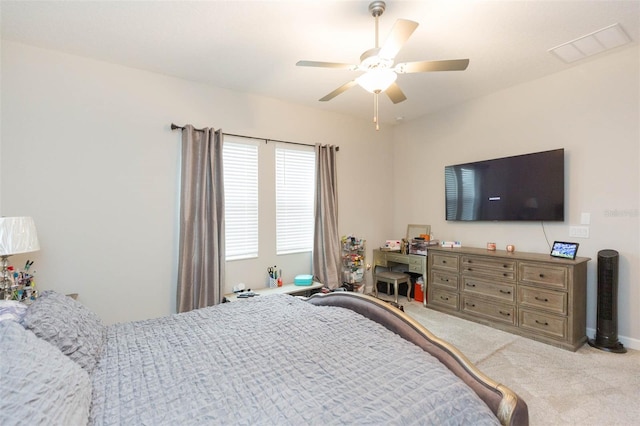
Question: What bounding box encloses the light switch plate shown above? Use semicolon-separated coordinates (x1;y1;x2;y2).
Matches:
580;212;591;225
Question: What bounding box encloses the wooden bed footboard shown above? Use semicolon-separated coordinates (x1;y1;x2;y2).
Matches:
306;292;529;426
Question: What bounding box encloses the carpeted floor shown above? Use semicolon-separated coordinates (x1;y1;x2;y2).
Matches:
382;297;640;425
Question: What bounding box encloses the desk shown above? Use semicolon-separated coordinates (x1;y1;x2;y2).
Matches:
223;282;324;302
372;249;427;306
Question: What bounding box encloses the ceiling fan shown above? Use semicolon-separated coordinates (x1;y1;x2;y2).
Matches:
296;1;469;130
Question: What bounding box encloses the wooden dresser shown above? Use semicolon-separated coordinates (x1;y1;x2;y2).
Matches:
427;246;590;351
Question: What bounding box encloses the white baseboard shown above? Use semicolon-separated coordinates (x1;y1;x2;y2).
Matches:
586;327;639;351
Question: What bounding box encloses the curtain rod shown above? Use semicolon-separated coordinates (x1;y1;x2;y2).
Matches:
170;123;338;151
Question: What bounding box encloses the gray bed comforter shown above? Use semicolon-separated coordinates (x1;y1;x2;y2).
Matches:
90;294;499;425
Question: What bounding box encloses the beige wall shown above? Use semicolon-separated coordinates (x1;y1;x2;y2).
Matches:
0;41;394;324
2;40;638;349
393;47;640;348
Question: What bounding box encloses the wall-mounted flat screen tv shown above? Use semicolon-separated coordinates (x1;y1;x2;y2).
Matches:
445;149;564;221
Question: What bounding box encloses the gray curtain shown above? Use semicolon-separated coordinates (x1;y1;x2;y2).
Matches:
313;144;341;289
177;125;225;312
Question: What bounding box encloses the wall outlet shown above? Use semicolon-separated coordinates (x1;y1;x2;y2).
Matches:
569;226;590;238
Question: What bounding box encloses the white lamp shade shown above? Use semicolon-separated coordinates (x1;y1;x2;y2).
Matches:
0;217;40;256
356;69;397;93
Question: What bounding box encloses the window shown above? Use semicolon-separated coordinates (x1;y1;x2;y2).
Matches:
223;139;258;260
275;146;315;254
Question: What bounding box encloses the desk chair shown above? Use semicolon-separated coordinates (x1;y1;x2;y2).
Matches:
374;271;411;303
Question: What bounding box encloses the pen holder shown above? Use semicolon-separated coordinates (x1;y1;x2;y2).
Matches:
268;277;277;289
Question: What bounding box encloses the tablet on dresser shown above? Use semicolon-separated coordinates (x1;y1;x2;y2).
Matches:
550;241;579;260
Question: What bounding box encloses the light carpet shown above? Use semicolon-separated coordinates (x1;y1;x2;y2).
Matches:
387;297;640;425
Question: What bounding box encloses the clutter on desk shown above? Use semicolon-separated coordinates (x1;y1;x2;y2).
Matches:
378;225;437;255
381;240;401;251
441;241;462;248
410;237;440;255
267;265;282;288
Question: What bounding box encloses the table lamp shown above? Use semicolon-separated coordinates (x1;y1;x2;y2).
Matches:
0;217;40;300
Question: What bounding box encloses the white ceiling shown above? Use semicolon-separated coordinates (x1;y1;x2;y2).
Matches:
1;1;639;125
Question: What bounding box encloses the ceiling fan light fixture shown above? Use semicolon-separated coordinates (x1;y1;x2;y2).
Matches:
356;69;397;93
296;1;469;131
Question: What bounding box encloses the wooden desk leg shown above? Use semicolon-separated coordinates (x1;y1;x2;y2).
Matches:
372;270;377;297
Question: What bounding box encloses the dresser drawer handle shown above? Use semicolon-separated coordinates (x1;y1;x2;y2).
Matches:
440;278;450;283
535;296;549;302
499;289;512;295
503;264;509;268
466;283;476;287
441;260;447;264
499;311;511;317
535;319;549;326
467;267;473;272
503;273;509;277
539;273;545;278
466;302;475;308
440;296;449;301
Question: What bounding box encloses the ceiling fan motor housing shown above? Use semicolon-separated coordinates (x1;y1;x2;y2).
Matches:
368;1;386;18
360;48;393;69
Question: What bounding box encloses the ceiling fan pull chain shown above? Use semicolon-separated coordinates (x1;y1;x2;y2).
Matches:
374;92;380;131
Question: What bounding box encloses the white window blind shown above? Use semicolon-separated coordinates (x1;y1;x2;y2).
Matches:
223;139;259;260
275;146;315;255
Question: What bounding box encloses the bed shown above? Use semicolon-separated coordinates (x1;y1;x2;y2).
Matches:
0;290;528;425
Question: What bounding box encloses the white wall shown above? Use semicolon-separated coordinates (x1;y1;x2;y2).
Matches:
0;41;395;324
393;47;640;348
4;39;637;348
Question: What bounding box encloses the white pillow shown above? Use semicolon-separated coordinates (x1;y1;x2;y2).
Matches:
0;300;27;323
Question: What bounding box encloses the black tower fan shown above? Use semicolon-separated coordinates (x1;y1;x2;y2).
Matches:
588;249;626;353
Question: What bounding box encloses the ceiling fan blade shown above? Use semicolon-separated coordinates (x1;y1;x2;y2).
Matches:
378;19;419;59
319;80;358;102
385;82;407;104
296;60;357;70
395;59;470;73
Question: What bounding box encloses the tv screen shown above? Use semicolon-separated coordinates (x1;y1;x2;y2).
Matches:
445;149;564;221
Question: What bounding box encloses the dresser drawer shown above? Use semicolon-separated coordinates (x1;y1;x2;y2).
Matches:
408;255;426;273
518;286;567;315
431;253;459;272
461;256;516;280
431;271;458;290
462;277;516;302
519;309;567;340
430;287;459;310
386;252;407;264
519;263;568;290
408;264;423;273
408;255;425;266
462;296;516;325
